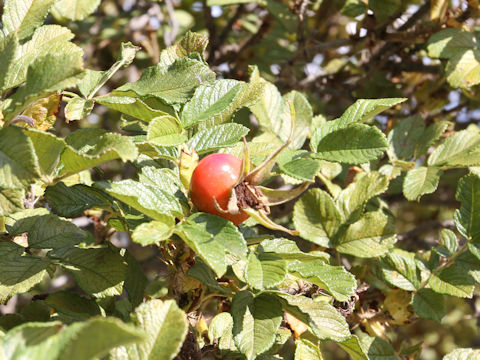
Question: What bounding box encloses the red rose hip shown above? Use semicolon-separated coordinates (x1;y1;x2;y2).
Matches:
190;153;250;225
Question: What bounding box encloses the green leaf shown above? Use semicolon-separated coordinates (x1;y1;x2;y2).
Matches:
0;33;18;91
136;140;179;161
159;31;208;66
403;166;442;201
436;228;458;257
428;265;474;298
95;92;175;121
337;336;369;360
147;115;186;146
0;188;24;217
5;208;91;249
456;251;480;283
337;171;389;221
138;166;186;199
79;42;139;100
428;129;480;167
337;98;407;127
207;0;258;5
131;218;175;245
259;238;330;263
231;291;283;360
45;182;114;217
273;292;351;341
444;348;480;360
277;152;322;181
59;129;138;177
411;288;445;322
380;249;420;291
23;129;65;179
294;338;323;360
7;53;84;119
312;124;389;164
293;189;342;247
123;251;147;307
116;57;215;105
245;252;287;290
454;174;480;241
51;0;101;21
0;317;144;360
336;211;397;257
0;255;49;303
446;49;480;88
2;0;56;40
209;312;239;355
250;84;312;149
64;97;94;121
187;260;232;294
111;300;188;360
414;121;449;158
175;213;247;277
187;123;249;154
46;291;102;321
290;260;357;301
369;0;403;22
0;126;40;189
358;334;397;360
0;322;62;358
181;79;243;128
96;179;183;219
0;241;25;260
387;116;425;160
427;28;478;59
48;246;127;297
2;25;83;91
341;0;367;17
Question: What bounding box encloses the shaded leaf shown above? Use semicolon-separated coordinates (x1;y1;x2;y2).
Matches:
454;174;480;241
48;246;127;297
5;208;91;249
0;255;49;303
428;265;474;298
412;288;445;322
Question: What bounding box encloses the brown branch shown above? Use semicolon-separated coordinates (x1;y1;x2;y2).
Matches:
217;5;245;50
294;0;310;61
202;0;217;61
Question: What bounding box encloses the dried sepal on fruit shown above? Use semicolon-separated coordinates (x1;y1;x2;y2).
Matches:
189;100;309;235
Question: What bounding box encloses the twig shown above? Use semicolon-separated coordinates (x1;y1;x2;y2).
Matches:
294;0;310;61
202;0;217;61
217;5;245;50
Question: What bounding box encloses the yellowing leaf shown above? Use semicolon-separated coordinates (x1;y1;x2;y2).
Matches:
383;289;413;325
21;93;61;130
